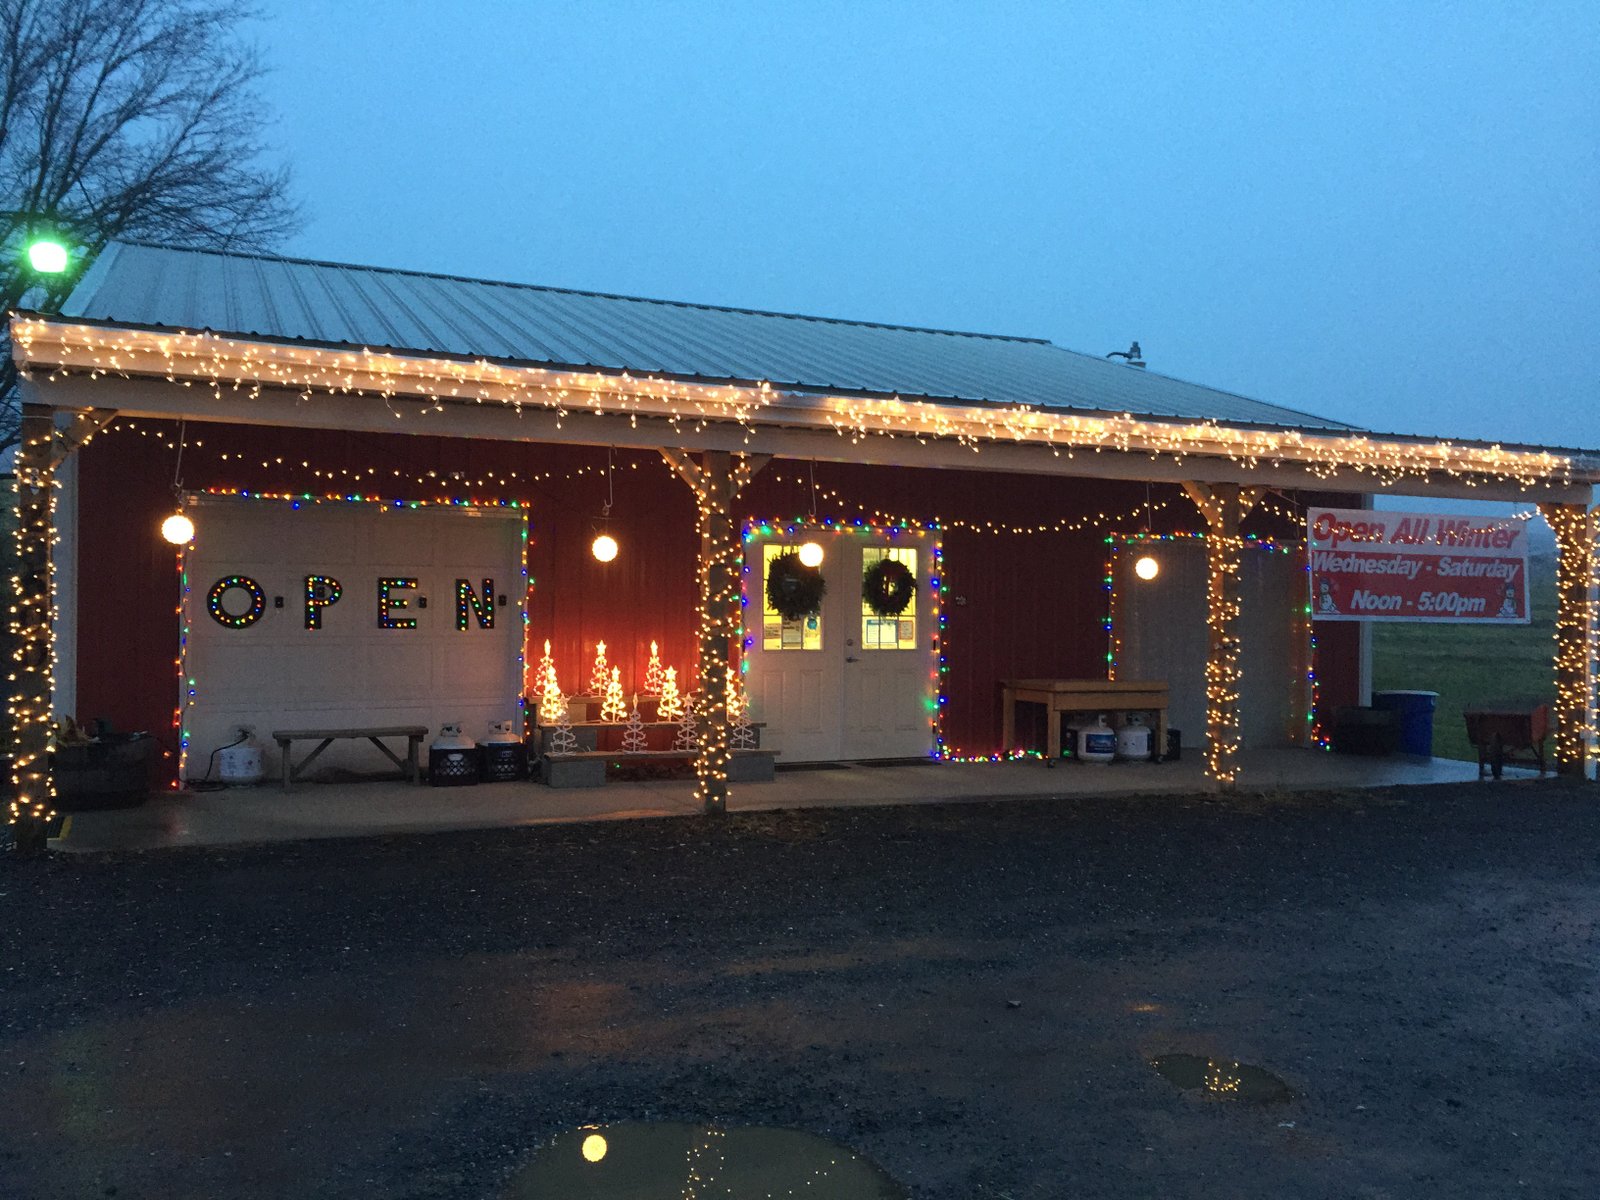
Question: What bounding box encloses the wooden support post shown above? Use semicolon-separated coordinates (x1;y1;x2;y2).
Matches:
1539;502;1596;777
7;406;118;853
1182;481;1262;788
10;409;58;852
662;448;767;814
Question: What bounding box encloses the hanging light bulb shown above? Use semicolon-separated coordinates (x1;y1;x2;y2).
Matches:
591;532;618;562
1134;555;1160;581
161;511;195;545
798;540;824;568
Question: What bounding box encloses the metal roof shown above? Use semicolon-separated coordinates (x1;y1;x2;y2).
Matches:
58;241;1357;432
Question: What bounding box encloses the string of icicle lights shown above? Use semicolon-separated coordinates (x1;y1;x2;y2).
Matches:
13;319;1590;492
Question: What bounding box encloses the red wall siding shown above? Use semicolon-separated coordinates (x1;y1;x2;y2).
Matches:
73;417;1357;776
1312;622;1363;714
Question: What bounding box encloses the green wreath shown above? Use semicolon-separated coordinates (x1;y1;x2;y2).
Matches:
766;551;827;621
862;558;916;617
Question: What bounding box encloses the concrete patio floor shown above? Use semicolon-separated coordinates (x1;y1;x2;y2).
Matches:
50;747;1533;853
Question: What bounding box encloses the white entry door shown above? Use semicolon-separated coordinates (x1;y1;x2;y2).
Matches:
743;528;937;763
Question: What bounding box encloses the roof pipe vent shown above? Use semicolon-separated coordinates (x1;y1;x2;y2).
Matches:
1106;341;1145;369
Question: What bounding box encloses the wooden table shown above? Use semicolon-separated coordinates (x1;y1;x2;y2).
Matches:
1000;679;1169;761
272;726;428;791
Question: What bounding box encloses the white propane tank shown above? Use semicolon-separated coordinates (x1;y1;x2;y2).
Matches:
218;729;264;785
1116;714;1152;761
429;721;482;787
484;719;520;744
432;723;475;751
1076;714;1117;764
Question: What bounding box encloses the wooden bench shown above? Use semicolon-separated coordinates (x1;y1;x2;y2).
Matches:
271;726;428;791
540;749;778;788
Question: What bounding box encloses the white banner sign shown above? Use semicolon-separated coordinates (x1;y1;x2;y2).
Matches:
1307;507;1530;623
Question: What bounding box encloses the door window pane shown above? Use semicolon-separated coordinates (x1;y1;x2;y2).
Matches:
861;547;917;650
761;543;822;651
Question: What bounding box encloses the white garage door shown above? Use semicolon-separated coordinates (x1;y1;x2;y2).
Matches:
1112;540;1309;750
180;496;526;781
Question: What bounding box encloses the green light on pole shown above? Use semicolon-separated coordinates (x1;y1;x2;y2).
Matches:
26;239;69;274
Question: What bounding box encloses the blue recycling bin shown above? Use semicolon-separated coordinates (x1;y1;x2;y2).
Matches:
1372;690;1439;757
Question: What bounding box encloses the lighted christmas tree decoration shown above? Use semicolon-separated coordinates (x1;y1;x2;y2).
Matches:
600;666;628;722
304;574;343;630
533;640;557;698
672;693;700;751
731;694;757;751
657;666;684;720
378;577;419;629
207;575;266;628
621;697;648;753
589;641;610;696
643;640;666;693
538;682;567;728
548;699;578;756
455;577;495;630
1134;555;1160;581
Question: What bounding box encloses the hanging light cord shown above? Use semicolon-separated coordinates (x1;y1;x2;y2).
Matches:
172;418;188;496
808;459;819;523
602;446;614;518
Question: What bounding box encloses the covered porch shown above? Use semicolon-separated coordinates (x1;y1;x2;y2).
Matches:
50;749;1541;853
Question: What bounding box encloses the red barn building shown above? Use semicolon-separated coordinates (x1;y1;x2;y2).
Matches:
7;243;1597;836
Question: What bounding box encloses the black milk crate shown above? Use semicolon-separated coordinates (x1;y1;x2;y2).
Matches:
428;746;480;786
480;741;527;782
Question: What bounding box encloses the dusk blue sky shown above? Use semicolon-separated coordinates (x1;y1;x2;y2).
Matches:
258;2;1597;453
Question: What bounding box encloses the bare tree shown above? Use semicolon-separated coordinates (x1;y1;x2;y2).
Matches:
0;0;299;450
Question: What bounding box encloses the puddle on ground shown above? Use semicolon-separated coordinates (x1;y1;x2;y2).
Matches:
1151;1053;1293;1103
504;1121;908;1198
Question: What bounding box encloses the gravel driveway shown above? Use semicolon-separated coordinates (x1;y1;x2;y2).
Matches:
3;778;1596;1198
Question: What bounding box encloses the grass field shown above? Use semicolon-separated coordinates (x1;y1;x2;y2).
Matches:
1371;553;1557;763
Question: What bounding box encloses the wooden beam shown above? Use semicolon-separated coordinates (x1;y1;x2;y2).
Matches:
48;407;119;468
1538;502;1596;776
732;454;771;495
659;447;702;494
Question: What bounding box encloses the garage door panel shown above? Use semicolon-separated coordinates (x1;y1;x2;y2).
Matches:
428;644;514;704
